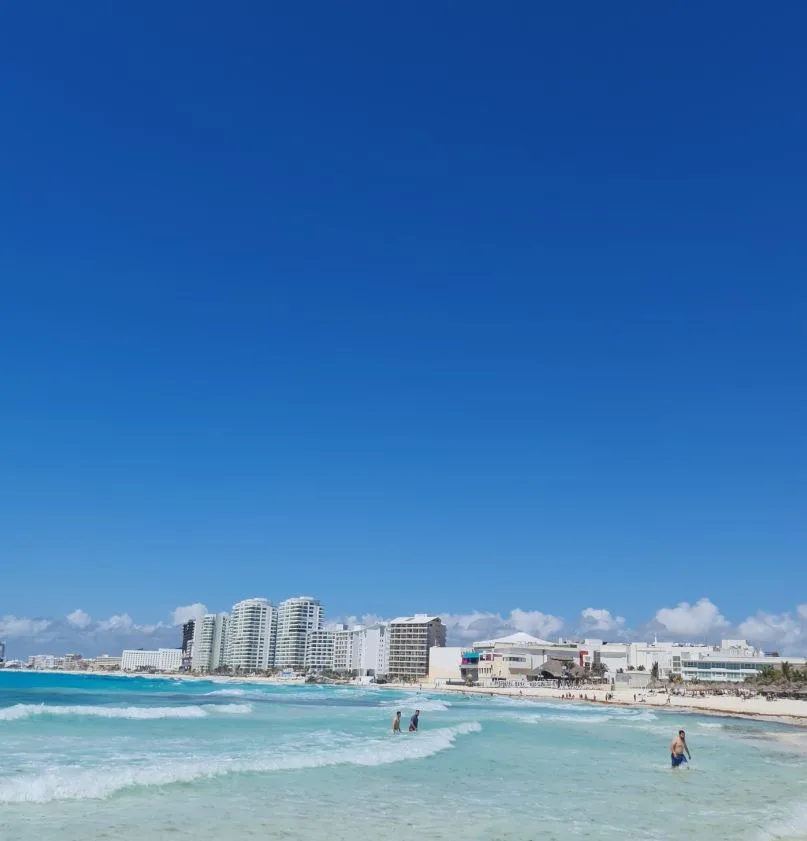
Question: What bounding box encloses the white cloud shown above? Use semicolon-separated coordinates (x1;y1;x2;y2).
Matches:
96;614;134;632
797;605;807;622
509;609;564;638
738;611;805;650
0;615;52;638
654;598;729;638
440;609;563;645
580;608;626;633
171;604;207;626
326;613;388;630
66;609;92;629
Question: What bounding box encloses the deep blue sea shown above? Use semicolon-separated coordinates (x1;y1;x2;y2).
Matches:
1;672;806;841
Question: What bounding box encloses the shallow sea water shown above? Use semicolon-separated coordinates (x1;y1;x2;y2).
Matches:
1;673;806;841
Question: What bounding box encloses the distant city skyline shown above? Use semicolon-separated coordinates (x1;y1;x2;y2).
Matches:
2;596;806;660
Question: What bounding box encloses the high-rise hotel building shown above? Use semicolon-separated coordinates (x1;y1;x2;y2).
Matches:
190;613;229;673
388;615;446;678
225;598;277;672
275;597;322;670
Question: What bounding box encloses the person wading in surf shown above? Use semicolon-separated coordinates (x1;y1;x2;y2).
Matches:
670;729;691;768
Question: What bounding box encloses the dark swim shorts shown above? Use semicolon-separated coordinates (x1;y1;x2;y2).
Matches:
671;753;687;768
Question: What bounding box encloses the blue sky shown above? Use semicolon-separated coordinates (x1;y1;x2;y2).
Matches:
1;3;805;657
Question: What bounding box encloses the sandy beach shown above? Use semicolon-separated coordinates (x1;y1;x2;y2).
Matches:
428;681;807;726
20;668;807;725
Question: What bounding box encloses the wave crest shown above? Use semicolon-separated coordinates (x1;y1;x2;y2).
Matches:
0;722;481;803
0;703;252;721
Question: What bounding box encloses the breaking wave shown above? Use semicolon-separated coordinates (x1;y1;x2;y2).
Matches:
0;703;252;721
0;722;481;803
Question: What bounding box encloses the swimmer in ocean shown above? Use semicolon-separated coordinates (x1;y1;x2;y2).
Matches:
409;709;420;732
670;729;691;768
392;711;401;733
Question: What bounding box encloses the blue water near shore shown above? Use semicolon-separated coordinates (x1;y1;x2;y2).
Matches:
2;673;807;841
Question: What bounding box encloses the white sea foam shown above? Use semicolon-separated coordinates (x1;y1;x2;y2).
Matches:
379;697;451;712
758;802;807;839
696;721;725;729
0;721;481;803
204;688;249;697
508;709;658;725
0;703;252;721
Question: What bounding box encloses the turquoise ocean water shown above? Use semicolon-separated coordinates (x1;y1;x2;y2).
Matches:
1;673;807;841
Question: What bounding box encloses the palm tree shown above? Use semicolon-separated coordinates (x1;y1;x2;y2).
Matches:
781;661;792;682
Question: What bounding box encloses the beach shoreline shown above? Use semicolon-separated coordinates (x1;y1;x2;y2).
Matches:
428;681;807;727
7;668;807;727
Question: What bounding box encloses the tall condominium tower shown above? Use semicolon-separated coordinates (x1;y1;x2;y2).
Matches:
225;598;277;672
190;613;228;673
275;596;322;670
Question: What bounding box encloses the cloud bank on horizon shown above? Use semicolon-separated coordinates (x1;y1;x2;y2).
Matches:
2;598;807;660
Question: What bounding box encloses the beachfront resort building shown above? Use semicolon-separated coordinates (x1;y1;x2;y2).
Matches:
359;623;390;677
275;597;323;670
332;625;364;673
181;620;195;669
680;651;807;683
226;598;277;672
91;655;122;670
388;615;446;679
305;629;334;671
325;623;392;677
432;634;802;686
121;648;182;672
191;613;229;672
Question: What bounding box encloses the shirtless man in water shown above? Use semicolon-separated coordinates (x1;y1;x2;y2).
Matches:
392;711;402;733
670;729;692;768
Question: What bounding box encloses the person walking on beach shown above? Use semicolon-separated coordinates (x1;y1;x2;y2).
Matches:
670;729;691;768
409;709;420;732
392;711;402;733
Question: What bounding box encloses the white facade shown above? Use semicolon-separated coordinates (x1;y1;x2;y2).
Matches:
92;655;122;670
226;599;276;672
359;623;390;677
681;652;807;683
191;613;229;673
428;646;463;681
332;625;363;673
121;648;182;672
28;654;58;670
275;597;322;670
305;629;334;671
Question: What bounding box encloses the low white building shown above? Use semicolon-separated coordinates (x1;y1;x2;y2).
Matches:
681;652;807;683
120;648;182;672
428;646;463;682
27;654;58;670
91;655;122;670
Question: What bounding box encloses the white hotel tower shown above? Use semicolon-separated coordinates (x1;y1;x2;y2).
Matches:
191;613;228;673
226;598;277;672
275;596;322;670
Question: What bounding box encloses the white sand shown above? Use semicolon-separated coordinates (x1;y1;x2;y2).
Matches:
19;669;807;725
427;682;807;725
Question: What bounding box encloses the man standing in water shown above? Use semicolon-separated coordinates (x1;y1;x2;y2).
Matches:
409;709;420;732
392;711;402;733
670;729;692;768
